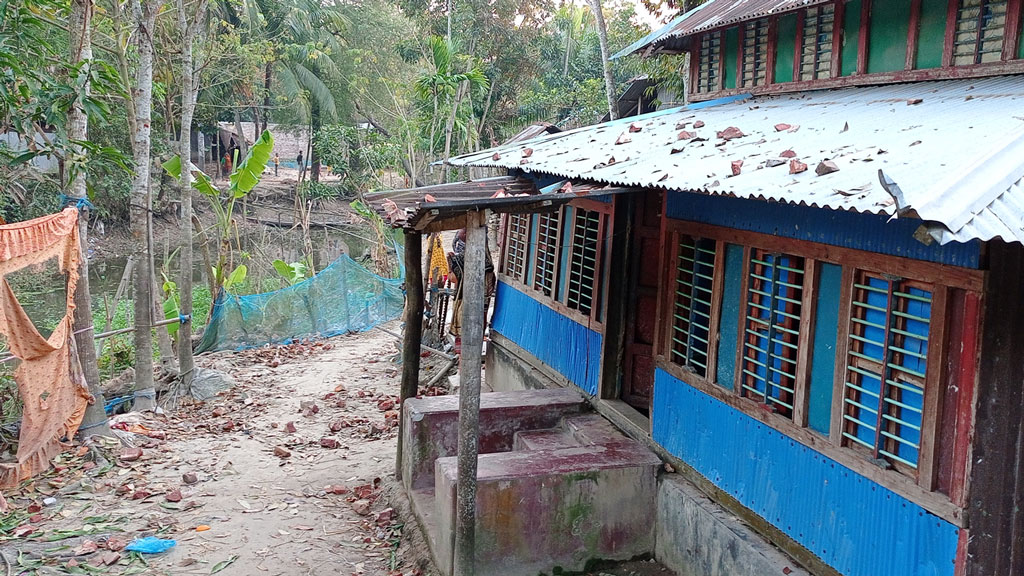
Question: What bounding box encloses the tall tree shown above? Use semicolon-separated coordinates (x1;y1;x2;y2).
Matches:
587;0;617;121
175;0;209;394
129;0;162;411
68;0;112;435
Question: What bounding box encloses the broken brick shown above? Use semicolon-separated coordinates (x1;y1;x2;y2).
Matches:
717;126;745;141
677;130;696;141
615;133;632;145
815;160;840;176
774;123;792;132
274;446;292;459
780;149;797;158
285;421;297;433
319;437;341;449
693;120;705;128
731;160;744;176
118;447;143;463
351;499;371;516
165;489;183;503
329;420;345;432
789;159;809;174
327;485;349;495
521;148;533;158
628;122;643;133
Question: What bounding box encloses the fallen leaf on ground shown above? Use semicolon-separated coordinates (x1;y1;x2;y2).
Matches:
211;555;240;574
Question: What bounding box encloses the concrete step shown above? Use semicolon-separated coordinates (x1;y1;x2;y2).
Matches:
512;428;580;451
433;442;661;576
401;388;586;491
564;413;636;446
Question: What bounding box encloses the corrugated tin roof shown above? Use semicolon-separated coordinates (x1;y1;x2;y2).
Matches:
503;123;561;144
448;76;1024;245
613;0;832;59
363;176;630;231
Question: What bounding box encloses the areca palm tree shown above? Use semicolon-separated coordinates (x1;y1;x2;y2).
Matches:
413;36;488;181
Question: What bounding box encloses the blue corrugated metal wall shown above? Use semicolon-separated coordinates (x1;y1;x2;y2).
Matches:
665;191;981;268
653;368;959;576
491;281;602;395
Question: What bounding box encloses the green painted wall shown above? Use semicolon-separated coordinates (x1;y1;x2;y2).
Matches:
774;13;798;84
841;0;862;76
1020;7;1024;59
867;0;911;73
724;26;739;90
917;0;948;69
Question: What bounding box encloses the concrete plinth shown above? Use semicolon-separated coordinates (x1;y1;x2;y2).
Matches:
401;389;586;491
656;476;809;576
435;443;661;576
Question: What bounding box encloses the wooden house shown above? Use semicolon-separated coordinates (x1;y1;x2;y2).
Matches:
371;2;1024;575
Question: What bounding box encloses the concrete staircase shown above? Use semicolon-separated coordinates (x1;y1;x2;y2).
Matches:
402;390;661;576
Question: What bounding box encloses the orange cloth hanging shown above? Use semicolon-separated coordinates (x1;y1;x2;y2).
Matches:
0;208;92;488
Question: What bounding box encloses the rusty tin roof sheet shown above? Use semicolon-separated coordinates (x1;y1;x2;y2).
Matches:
448;76;1024;244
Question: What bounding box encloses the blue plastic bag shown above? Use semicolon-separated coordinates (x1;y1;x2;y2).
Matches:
124;536;176;554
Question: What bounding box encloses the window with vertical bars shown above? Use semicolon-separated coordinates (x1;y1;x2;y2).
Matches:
953;0;1009;65
532;211;561;297
696;31;723;93
503;213;530;282
798;4;835;81
841;273;931;472
670;236;718;378
565;208;602;318
739;250;806;420
740;19;771;88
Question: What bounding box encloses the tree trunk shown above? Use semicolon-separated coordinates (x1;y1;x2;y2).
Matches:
68;0;111;437
588;0;618;121
262;62;272;133
441;80;467;182
176;0;205;393
310;101;321;183
130;0;161;411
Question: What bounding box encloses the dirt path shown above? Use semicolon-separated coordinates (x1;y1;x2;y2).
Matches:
0;323;433;576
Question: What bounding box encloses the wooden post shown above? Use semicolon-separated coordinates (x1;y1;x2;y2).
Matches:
396;230;423;480
454;211;487;576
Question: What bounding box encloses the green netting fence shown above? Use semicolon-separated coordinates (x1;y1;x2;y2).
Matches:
196;252;404;353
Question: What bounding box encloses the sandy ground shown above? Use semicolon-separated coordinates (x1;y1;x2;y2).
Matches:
0;323;436;576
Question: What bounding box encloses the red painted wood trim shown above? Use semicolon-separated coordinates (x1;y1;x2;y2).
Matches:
794;9;806;81
766;15;779;86
685;58;1024;102
951;291;981;507
954;525;969;576
831;0;845;77
943;0;958;68
857;0;872;75
1004;0;1023;61
907;0;923;70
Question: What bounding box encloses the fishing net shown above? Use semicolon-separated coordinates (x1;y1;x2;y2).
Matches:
196;252;404;353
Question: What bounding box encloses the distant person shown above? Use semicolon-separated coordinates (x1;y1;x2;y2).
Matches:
273;152;280;176
297;151;306;181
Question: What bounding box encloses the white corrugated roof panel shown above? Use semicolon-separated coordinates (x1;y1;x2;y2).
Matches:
449;76;1024;244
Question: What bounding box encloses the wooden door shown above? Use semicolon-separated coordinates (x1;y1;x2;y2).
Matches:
621;192;662;414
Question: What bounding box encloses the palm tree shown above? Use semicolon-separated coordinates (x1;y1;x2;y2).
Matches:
412;36;488;182
587;0;617;121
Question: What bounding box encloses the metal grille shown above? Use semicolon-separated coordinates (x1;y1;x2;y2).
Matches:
842;273;932;470
532;211;561;297
504;213;530;282
670;236;718;377
954;0;1008;65
798;3;835;81
741;19;771;88
740;250;805;419
697;31;722;93
566;208;602;317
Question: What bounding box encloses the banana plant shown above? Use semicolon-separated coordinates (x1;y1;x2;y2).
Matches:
272;259;311;286
163;130;274;293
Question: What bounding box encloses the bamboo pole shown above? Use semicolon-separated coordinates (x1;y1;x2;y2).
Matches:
454;210;487;576
396;231;423;481
1;316;189;365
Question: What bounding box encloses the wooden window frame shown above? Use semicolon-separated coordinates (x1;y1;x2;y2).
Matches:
653;218;983;527
662;228;725;380
562;200;612;326
500;212;531;284
692;30;724;94
735;248;815;424
497;202;612;331
739;18;772;89
794;2;838;82
948;0;1013;66
532;210;563;298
